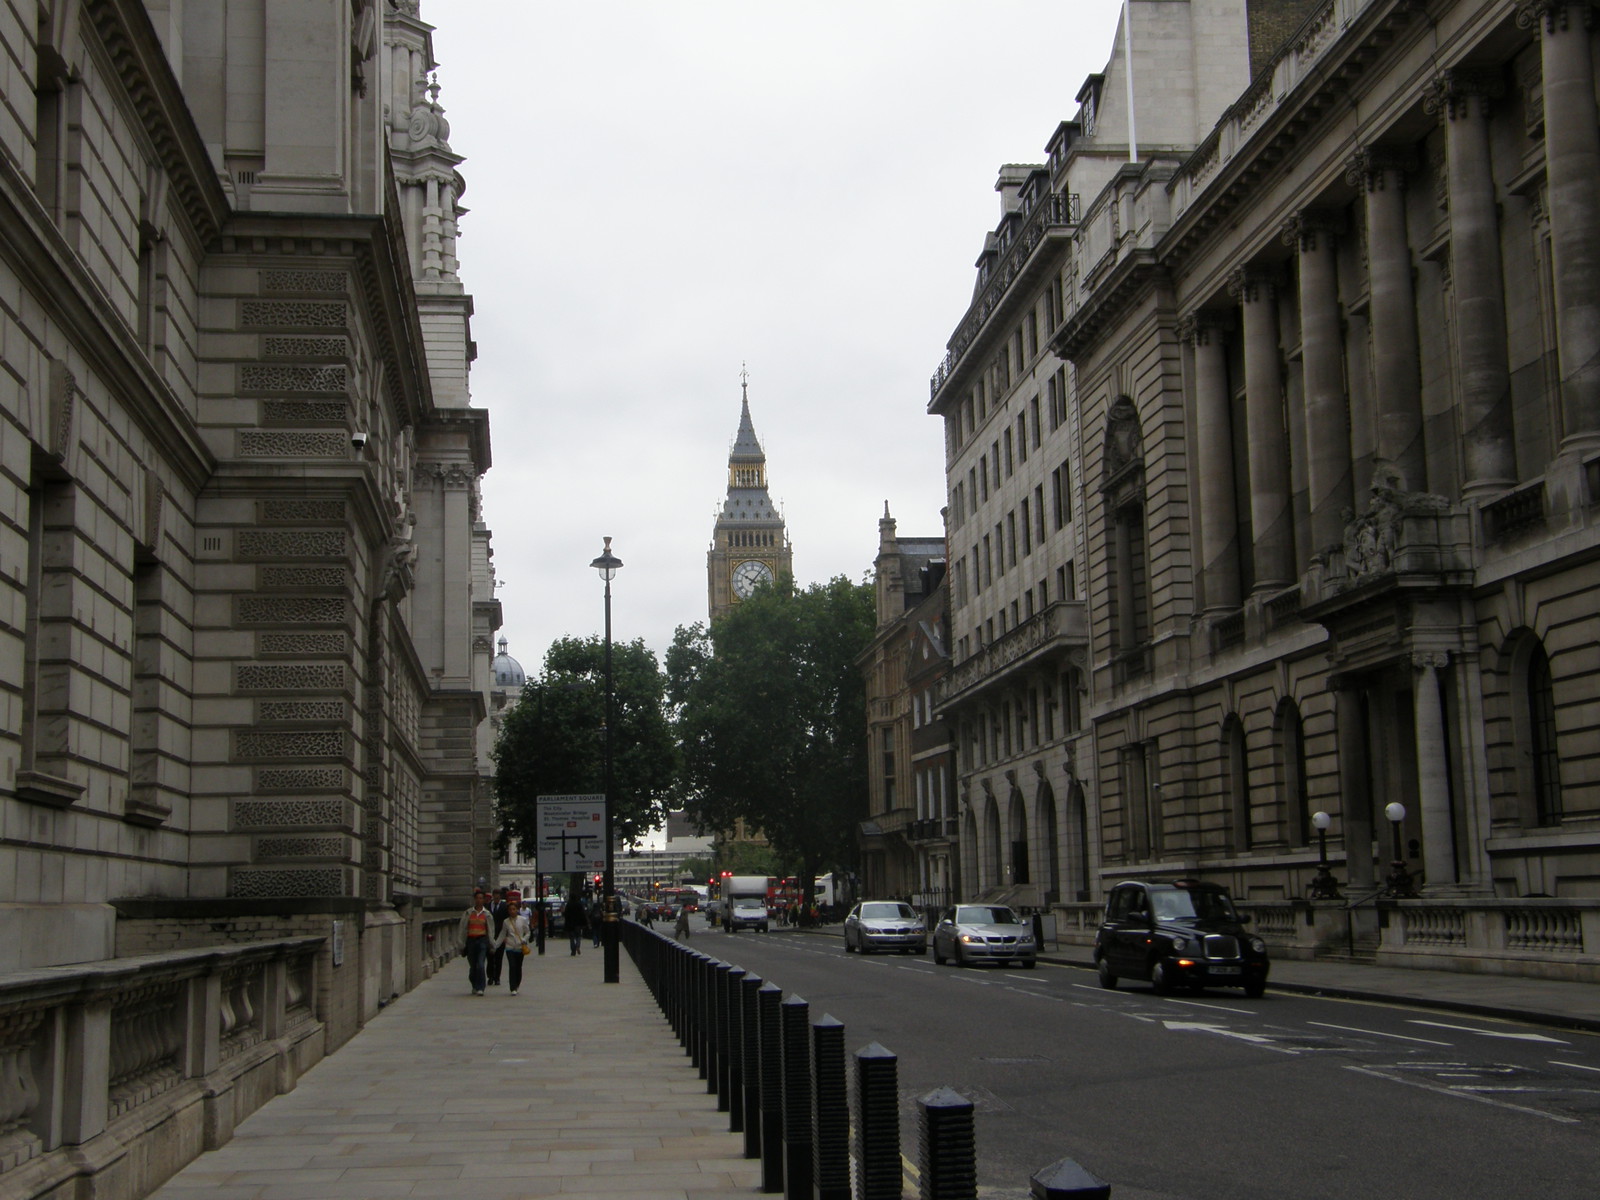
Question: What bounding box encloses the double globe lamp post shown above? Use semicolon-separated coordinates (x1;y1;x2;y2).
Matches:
589;537;623;984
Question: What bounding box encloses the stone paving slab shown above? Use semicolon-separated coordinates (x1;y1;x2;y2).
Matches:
148;950;760;1200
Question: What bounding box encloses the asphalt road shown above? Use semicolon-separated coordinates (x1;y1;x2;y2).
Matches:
683;920;1600;1200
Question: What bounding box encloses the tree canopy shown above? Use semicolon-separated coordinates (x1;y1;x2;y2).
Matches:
493;635;676;860
668;574;874;895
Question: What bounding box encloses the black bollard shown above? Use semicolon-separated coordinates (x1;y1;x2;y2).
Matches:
714;961;734;1108
1030;1158;1111;1200
854;1043;901;1200
701;955;719;1089
810;1015;850;1200
757;982;785;1193
780;995;813;1200
917;1087;975;1200
723;965;746;1129
739;973;764;1160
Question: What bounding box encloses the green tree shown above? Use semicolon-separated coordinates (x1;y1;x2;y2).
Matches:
493;635;676;861
669;574;874;902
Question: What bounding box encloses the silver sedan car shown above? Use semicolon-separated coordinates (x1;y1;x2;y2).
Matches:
932;904;1038;968
842;901;927;955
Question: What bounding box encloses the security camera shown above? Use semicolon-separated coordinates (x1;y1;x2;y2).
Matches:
351;431;369;451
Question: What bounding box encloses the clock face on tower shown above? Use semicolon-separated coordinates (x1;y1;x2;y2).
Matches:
732;559;774;599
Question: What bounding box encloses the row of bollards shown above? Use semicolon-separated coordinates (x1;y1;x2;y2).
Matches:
620;920;1111;1199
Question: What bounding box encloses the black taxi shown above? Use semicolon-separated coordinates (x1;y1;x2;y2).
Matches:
1094;879;1269;997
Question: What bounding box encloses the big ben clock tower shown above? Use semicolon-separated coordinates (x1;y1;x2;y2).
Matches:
708;372;792;621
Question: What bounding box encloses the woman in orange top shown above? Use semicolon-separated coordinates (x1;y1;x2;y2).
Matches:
456;891;494;995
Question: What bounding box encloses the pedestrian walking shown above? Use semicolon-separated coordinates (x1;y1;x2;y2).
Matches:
495;898;533;995
589;894;603;948
456;890;493;995
564;892;588;956
674;905;691;940
486;887;509;987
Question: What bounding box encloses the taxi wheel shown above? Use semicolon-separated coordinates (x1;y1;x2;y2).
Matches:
1151;960;1175;995
1096;957;1117;990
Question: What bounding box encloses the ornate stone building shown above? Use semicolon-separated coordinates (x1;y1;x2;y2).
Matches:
930;0;1600;978
857;506;955;907
707;377;792;621
0;8;499;1185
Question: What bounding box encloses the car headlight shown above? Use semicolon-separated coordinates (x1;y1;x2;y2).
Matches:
1249;937;1266;954
959;934;977;943
1169;937;1189;953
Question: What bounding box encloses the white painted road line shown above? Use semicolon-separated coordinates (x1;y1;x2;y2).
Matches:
1344;1065;1580;1124
1550;1060;1600;1074
1308;1020;1452;1046
1408;1020;1569;1045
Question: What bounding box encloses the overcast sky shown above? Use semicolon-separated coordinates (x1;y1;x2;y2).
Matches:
429;1;1125;670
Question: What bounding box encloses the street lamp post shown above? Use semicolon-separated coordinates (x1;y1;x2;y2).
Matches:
590;536;623;983
1382;801;1417;898
1308;811;1340;899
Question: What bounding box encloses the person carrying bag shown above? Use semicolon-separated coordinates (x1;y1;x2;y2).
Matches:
494;898;533;995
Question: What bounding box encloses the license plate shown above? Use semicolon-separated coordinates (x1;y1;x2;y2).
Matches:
1209;965;1241;976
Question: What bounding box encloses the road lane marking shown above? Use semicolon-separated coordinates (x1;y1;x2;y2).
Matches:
1308;1021;1451;1046
1161;997;1255;1015
1162;1020;1298;1053
1550;1060;1600;1074
1408;1020;1569;1044
1344;1065;1580;1124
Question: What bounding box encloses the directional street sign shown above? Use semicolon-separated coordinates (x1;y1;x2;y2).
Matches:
535;794;607;874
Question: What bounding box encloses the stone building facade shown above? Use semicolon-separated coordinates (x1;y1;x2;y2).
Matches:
856;507;952;906
930;0;1600;978
1;0;498;1032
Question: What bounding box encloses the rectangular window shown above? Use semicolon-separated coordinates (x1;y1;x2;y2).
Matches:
1034;484;1046;544
977;378;987;421
1020;498;1032;557
971;549;982;595
978;458;988;503
1016;414;1028;464
1039;578;1049;606
880;727;896;810
1025;311;1038;359
982;536;992;587
994;522;1004;574
1051;462;1072;529
1003;429;1014;478
1029;394;1041;449
1024;588;1034;618
1006;512;1017;568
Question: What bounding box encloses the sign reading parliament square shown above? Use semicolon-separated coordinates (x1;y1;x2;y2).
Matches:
535;795;608;874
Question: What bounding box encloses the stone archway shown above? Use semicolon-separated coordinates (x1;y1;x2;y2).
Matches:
1007;785;1030;885
1067;781;1091;901
1037;772;1060;903
984;792;1003;890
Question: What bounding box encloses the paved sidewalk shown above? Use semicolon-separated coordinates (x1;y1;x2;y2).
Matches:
148;948;759;1200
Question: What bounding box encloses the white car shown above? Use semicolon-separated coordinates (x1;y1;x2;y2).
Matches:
842;901;927;955
725;900;770;932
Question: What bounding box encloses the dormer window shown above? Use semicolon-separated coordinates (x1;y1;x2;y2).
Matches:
1077;74;1104;139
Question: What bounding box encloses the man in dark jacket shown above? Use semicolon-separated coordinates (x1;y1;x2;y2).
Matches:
563;892;588;956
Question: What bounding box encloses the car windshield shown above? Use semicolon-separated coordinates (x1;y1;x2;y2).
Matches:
1151;888;1238;922
734;901;764;911
860;903;915;920
954;906;1019;925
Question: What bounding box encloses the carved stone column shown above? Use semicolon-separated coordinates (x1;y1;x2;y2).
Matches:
1425;70;1517;496
1347;147;1427;491
1518;0;1600;447
1412;652;1456;891
1229;268;1294;590
1180;312;1240;611
1284;212;1354;556
1333;682;1375;892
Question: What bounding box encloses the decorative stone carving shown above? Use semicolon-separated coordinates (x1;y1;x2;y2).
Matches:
250;774;346;798
1423;68;1506;122
259;700;346;723
237;596;347;624
229;868;345;898
240;364;348;393
1281;209;1343;252
1176;310;1233;345
260;566;345;590
47;360;76;461
263;335;348;358
234;730;345;759
1344;145;1414;191
1340;467;1453;581
239;431;349;458
241;300;347;328
263;400;347;423
259;632;347;656
259;500;346;524
260;269;348;294
256;836;347;858
1101;396;1142;484
238;529;346;559
236;663;346;691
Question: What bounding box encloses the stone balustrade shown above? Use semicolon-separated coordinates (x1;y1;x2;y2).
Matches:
0;937;324;1200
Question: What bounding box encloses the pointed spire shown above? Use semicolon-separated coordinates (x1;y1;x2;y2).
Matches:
731;368;764;462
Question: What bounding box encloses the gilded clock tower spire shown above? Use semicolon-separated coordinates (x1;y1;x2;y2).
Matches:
708;368;792;620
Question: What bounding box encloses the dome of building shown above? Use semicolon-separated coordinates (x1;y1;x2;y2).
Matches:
490;636;526;687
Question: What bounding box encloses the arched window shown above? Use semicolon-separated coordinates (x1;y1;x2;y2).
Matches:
1276;699;1309;847
1509;632;1562;827
1223;715;1250;852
